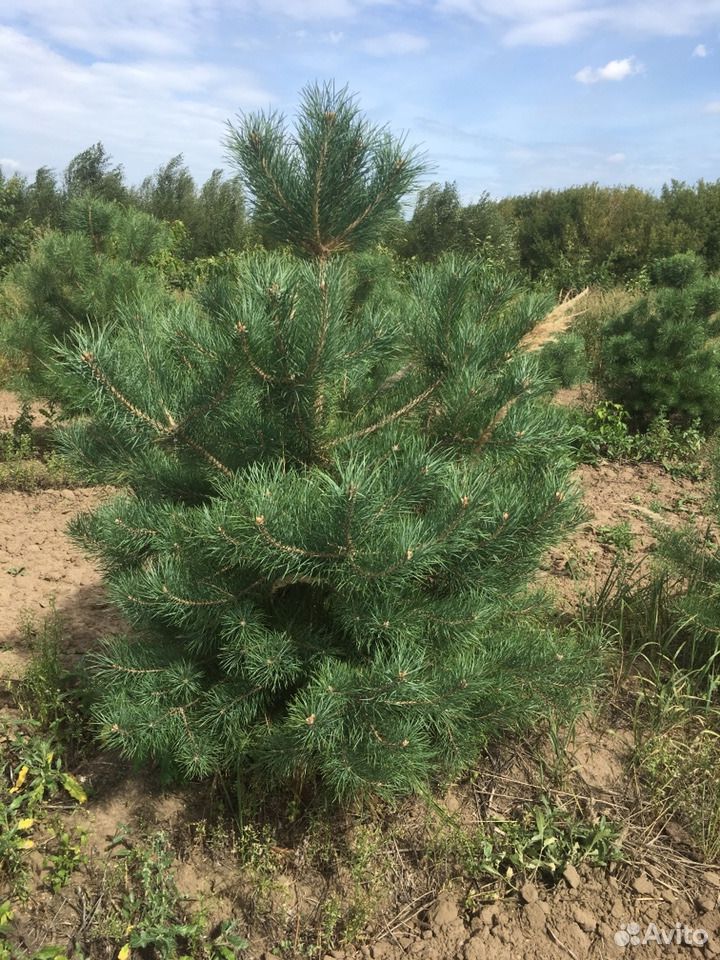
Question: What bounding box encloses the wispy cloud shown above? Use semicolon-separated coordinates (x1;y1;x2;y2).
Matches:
575;56;644;84
693;43;709;57
438;0;720;46
1;0;214;56
607;152;626;163
360;32;429;56
0;0;368;59
255;0;357;19
0;25;272;176
705;101;720;113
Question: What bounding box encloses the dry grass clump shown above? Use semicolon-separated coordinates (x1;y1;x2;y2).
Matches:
520;287;589;353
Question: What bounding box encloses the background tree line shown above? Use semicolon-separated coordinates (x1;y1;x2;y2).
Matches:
0;143;249;275
2;142;720;287
400;179;720;288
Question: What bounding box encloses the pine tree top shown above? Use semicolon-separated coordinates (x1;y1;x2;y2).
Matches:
225;82;425;258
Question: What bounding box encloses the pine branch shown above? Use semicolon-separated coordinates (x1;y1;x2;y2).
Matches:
81;350;233;476
328;379;441;448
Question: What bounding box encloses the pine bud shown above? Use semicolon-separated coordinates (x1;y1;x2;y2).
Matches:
401;739;410;748
460;495;469;508
406;548;414;560
255;515;265;525
305;714;316;725
555;490;565;502
502;512;510;521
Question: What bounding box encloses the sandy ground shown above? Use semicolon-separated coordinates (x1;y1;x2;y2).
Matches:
0;486;123;681
541;460;712;609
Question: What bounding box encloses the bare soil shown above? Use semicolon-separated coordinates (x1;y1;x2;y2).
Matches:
541;460;712;610
2;387;719;960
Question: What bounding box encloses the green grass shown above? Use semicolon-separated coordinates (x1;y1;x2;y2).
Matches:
580;548;720;863
0;435;83;491
0;400;85;491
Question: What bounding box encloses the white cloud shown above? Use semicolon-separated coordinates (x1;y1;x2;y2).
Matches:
505;10;601;44
438;0;720;46
0;0;366;60
0;0;215;56
693;43;708;57
361;32;429;56
705;101;720;113
253;0;356;18
575;56;644;84
0;157;22;172
607;152;626;163
0;26;272;179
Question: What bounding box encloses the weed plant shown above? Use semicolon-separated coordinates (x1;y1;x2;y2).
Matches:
575;401;705;477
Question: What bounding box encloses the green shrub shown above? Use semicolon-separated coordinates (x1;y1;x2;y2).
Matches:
0;197;175;402
650;251;705;289
600;256;720;427
575;401;704;474
537;333;588;388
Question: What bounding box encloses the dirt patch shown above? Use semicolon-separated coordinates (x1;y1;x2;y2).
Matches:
11;721;720;960
540;461;712;610
0;486;123;680
0;388;49;431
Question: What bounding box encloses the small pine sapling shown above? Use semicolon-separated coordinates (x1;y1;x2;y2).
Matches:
601;254;720;428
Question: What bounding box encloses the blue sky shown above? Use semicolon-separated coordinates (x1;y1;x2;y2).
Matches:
1;0;719;201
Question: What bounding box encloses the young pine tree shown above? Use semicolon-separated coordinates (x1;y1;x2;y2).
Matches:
0;196;175;402
601;253;720;428
56;83;596;799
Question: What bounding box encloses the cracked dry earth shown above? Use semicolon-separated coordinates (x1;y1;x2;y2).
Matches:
331;869;720;960
2;388;720;959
